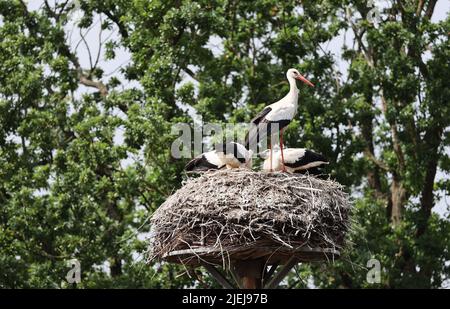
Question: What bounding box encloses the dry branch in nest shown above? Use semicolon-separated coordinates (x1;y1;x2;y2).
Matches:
147;170;351;268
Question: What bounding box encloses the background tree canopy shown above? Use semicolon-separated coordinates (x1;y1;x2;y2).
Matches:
0;0;449;288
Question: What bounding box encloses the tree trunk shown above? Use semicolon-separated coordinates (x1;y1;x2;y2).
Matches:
415;127;442;287
110;257;123;277
417;127;442;237
361;114;383;195
390;174;406;226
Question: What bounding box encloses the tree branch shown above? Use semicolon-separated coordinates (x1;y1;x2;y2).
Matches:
346;8;374;67
43;0;69;22
93;15;103;70
182;66;198;81
381;94;406;172
364;149;390;172
79;28;94;70
424;0;437;19
416;0;425;16
78;72;108;97
101;9;129;40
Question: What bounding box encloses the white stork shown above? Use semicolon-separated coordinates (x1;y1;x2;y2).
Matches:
185;142;253;172
260;145;329;174
245;68;314;171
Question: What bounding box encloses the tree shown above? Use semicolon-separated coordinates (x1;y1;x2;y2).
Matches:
0;0;448;288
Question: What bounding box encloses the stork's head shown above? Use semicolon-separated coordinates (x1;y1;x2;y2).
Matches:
270;144;282;152
257;145;282;159
287;68;314;87
258;149;270;159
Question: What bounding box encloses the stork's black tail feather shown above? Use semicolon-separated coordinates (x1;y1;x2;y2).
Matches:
244;127;260;151
304;150;329;165
245;122;272;152
245;120;291;152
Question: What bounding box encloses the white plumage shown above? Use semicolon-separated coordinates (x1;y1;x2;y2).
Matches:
203;150;226;167
261;145;328;174
245;68;314;171
185;142;253;172
221;142;253;169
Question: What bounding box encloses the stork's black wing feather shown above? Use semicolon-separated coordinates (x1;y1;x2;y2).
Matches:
245;107;272;149
284;150;328;168
215;143;246;163
184;155;220;171
295;167;329;179
294;167;321;175
250;107;272;125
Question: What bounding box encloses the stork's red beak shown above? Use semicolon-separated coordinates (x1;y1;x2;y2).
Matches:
296;74;315;87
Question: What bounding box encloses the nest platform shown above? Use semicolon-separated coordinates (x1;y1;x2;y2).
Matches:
148;170;351;288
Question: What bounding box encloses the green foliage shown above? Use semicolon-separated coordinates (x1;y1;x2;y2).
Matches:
0;0;449;288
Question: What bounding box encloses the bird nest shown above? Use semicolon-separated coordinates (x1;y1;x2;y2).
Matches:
147;170;351;268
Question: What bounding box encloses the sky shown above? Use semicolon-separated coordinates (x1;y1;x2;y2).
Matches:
23;0;450;219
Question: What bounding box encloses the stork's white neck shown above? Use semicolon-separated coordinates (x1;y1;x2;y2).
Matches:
287;75;299;95
286;75;299;110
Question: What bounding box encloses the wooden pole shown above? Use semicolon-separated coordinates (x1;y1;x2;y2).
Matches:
233;259;265;289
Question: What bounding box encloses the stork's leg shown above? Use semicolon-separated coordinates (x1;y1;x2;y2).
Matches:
280;129;286;172
269;138;273;172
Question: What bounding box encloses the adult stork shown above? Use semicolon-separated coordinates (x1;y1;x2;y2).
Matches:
245;68;314;171
260;145;329;175
185;142;253;172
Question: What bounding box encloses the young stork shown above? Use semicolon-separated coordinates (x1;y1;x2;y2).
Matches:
260;145;329;175
185;142;253;172
245;68;314;171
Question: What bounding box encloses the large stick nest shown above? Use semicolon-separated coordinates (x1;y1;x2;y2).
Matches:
148;170;351;266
